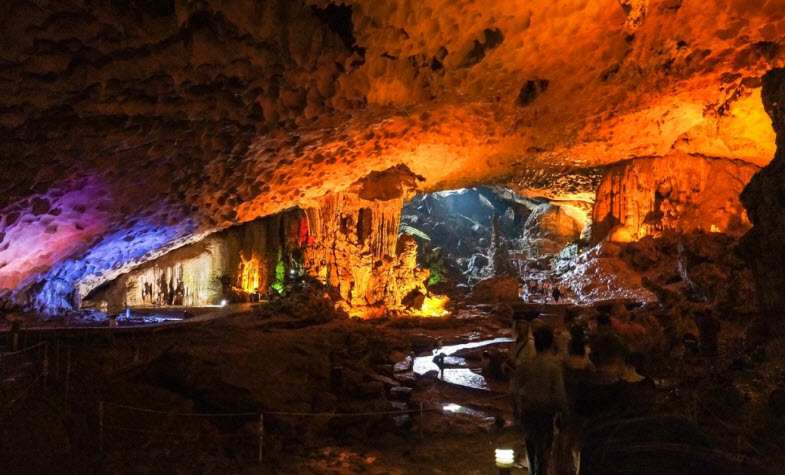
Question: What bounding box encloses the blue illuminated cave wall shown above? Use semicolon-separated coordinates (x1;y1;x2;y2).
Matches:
27;218;200;315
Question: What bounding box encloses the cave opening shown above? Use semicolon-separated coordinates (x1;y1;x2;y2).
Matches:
400;186;590;302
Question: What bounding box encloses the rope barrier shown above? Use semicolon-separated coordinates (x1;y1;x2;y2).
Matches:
99;398;436;463
104;425;257;439
1;372;44;414
0;341;47;357
102;400;439;418
103;402;257;417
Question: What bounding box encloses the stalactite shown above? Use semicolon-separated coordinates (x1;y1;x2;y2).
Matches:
592;152;758;243
300;190;425;317
87;164;425;317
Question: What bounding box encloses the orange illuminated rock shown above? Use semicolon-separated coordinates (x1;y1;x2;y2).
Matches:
0;0;782;310
591;152;758;243
89;168;431;317
523;204;585;255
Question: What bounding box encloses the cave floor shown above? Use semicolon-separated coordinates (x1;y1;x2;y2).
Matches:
1;304;526;473
1;302;783;474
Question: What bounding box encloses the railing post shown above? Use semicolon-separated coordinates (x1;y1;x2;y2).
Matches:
419;402;424;439
65;348;72;412
42;342;49;389
258;413;264;464
55;338;60;380
99;401;105;453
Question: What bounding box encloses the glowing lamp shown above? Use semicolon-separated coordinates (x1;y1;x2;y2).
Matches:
495;448;514;472
220;299;228;307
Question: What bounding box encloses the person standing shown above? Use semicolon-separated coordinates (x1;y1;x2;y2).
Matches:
509;317;536;421
513;327;567;475
559;325;595;474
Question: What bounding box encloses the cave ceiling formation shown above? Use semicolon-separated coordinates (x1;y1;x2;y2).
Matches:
0;0;783;313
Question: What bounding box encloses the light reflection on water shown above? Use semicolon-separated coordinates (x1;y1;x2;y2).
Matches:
118;311;184;325
413;337;513;390
442;403;495;420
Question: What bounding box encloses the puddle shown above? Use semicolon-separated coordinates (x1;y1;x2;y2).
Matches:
413;337;513;390
118;310;185;326
441;403;495;421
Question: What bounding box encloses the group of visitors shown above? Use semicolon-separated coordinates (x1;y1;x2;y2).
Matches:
523;279;563;303
509;312;653;474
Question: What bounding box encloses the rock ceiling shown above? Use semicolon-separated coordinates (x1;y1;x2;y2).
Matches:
0;0;783;310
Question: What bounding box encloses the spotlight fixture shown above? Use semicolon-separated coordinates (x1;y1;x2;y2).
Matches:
495;448;514;474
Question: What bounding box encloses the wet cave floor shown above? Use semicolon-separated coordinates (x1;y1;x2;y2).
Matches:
2;302;784;474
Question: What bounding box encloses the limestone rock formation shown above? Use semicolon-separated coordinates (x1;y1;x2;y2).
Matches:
559;241;657;304
592;153;758;243
489;214;517;276
469;275;521;303
303;190;429;317
523;204;584;256
88;166;430;317
0;0;782;312
741;67;785;317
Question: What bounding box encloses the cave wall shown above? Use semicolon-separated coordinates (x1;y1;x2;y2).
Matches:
89;209;307;310
1;1;783;314
591;152;758;243
741;68;785;317
92;181;427;316
0;0;357;314
523;203;585;256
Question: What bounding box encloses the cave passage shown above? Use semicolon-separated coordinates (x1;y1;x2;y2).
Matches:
401;186;600;305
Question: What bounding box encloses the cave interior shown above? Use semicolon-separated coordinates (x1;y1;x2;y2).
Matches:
2;0;785;473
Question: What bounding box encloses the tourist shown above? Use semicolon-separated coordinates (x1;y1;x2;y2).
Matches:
589;313;628;368
558;325;595;475
432;352;446;379
509;317;535;422
511;318;536;365
576;328;646;420
552;286;561;302
513;327;567;475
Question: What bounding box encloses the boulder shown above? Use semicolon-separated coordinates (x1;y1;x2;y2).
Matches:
523;204;583;256
469;275;521;302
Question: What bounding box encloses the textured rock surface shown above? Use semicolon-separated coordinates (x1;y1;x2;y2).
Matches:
523;203;585;256
592;153;758;243
0;0;782;311
741;67;785;316
559;242;658;304
469;275;521;303
91;171;431;317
